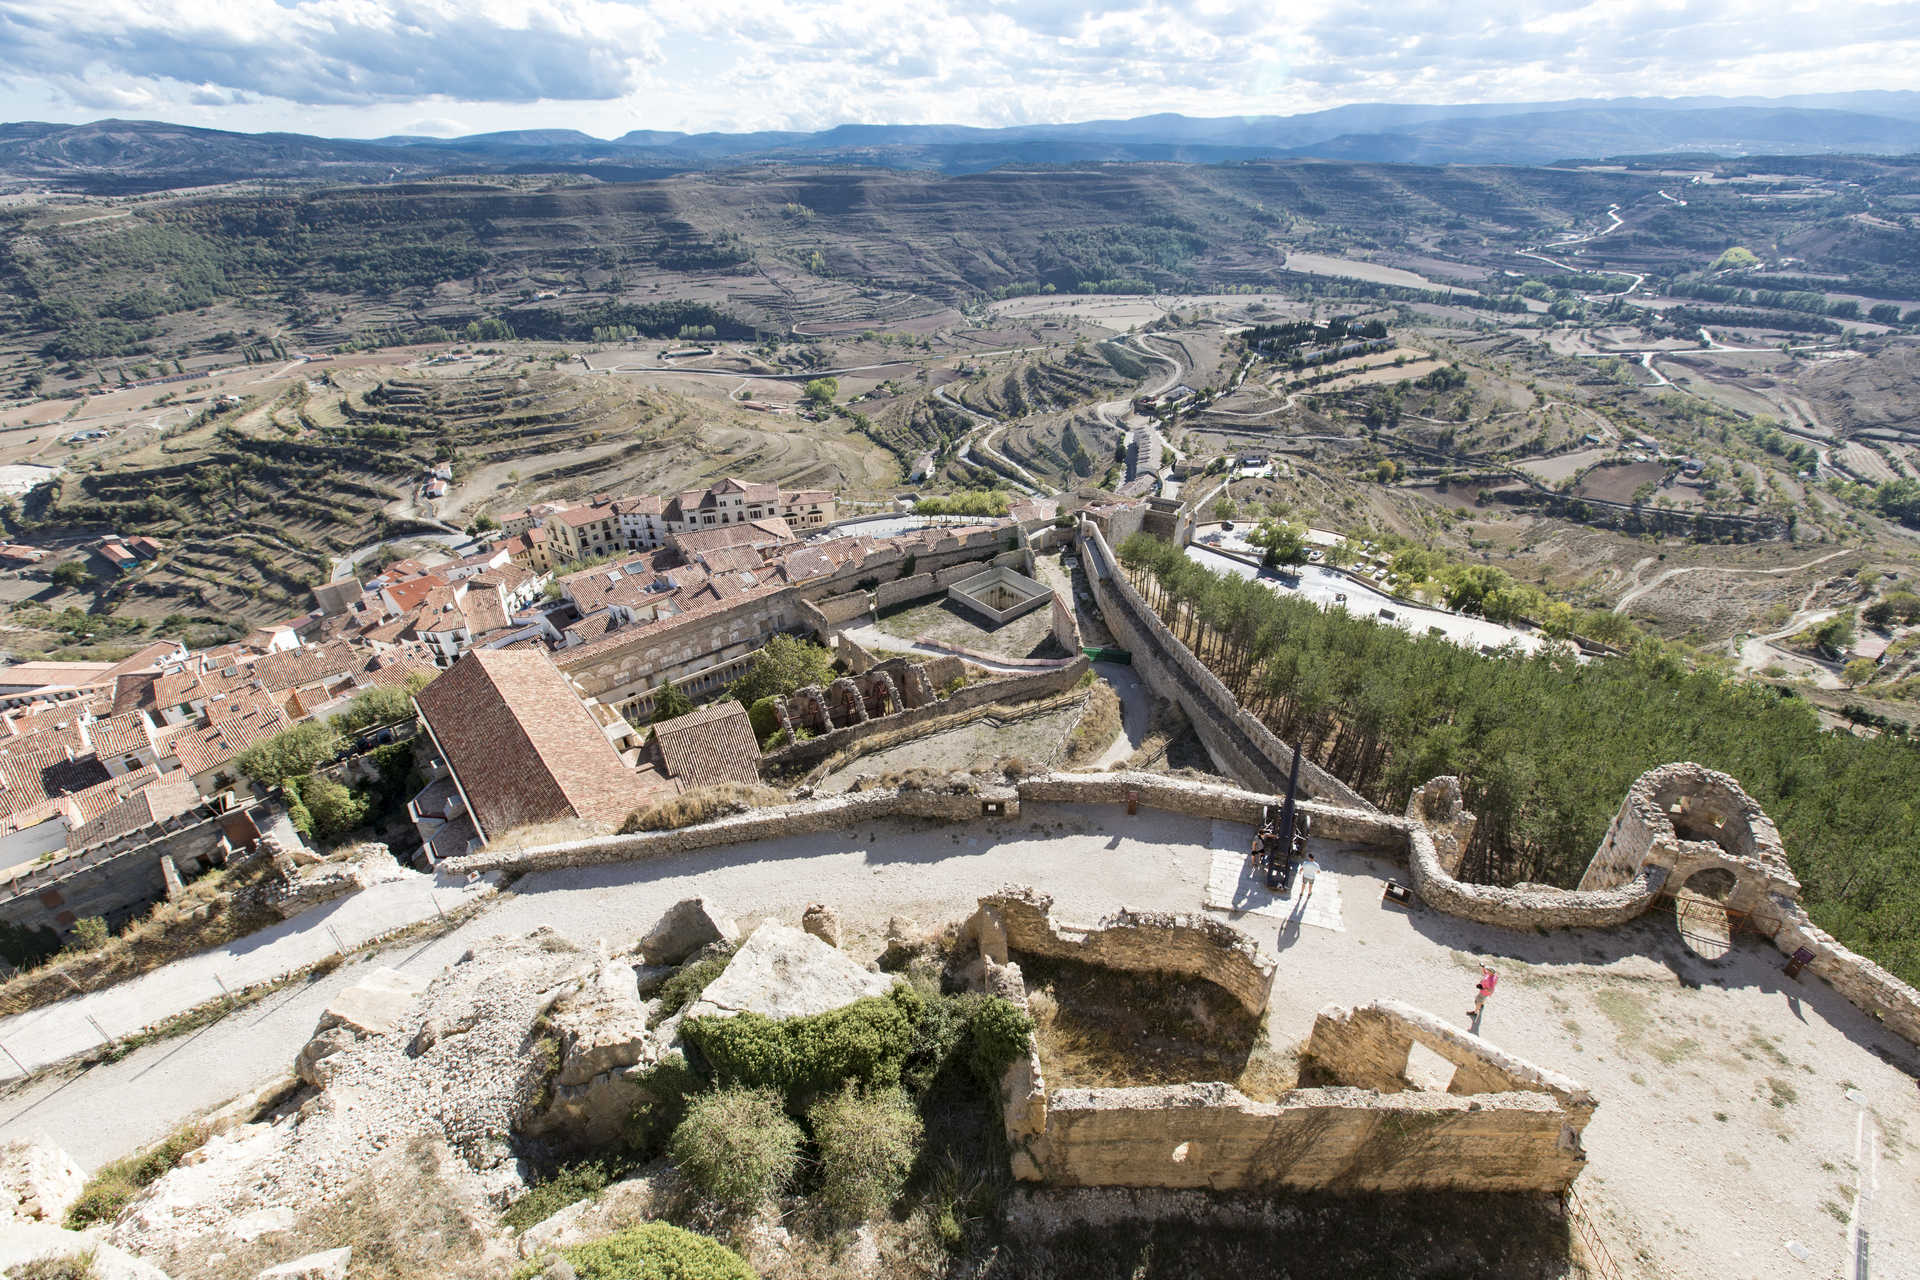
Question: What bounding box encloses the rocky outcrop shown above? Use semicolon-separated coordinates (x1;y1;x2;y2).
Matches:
0;1220;174;1279
0;1135;85;1226
801;902;842;948
296;967;431;1089
258;1246;352;1280
259;843;411;920
636;897;739;966
530;959;664;1145
684;922;895;1022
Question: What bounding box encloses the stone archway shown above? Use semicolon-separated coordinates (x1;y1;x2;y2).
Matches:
1672;867;1740;961
1580;762;1800;956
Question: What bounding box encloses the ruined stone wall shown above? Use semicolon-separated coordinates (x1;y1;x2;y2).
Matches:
1077;523;1371;810
1580;761;1798;911
1051;590;1080;653
973;886;1276;1017
1030;1084;1586;1193
441;785;1021;878
0;800;276;937
760;662;1091;772
810;589;875;626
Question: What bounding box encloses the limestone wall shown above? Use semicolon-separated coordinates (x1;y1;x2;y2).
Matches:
440;784;1021;878
1051;590;1080;653
1077;523;1370;810
873;572;938;610
1032;1084;1586;1193
760;662;1091;772
973;886;1276;1017
810;589;875;626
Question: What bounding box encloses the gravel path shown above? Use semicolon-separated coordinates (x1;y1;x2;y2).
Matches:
0;872;498;1079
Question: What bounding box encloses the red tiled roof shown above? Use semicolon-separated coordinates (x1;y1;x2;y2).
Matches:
415;648;655;839
650;700;761;789
169;704;292;778
89;712;155;759
252;639;362;692
67;775;199;850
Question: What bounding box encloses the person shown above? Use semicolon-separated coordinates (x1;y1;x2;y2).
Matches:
1471;966;1498;1022
1297;851;1320;901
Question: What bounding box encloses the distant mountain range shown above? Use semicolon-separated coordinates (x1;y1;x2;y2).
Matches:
5;92;1920;191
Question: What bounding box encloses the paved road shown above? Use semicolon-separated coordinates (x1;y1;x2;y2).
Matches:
0;872;497;1081
0;804;1228;1170
329;532;473;582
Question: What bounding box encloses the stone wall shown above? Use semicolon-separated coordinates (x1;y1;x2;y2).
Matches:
970;886;1277;1016
810;589;875;626
1077;522;1370;810
1051;590;1080;653
1029;1083;1586;1193
760;662;1091;772
0;801;274;938
441;784;1022;878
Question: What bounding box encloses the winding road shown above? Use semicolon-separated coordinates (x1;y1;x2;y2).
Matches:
1611;548;1856;615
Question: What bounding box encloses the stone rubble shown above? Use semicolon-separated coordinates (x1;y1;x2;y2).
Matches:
0;1134;86;1226
635;897;739;966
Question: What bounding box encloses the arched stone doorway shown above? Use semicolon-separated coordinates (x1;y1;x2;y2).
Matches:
1672;867;1739;961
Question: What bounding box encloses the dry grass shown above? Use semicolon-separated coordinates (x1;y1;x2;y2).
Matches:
159;1136;509;1280
1020;956;1269;1092
793;686;1088;785
485;816;605;852
1118;697;1189;772
1062;682;1121;766
619;783;789;834
0;856;280;1017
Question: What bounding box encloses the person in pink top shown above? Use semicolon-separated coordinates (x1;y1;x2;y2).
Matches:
1471;966;1498;1024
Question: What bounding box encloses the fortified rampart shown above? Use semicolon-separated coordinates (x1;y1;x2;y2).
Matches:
966;886;1276;1017
973;888;1593;1194
440;767;1920;1051
1076;521;1370;809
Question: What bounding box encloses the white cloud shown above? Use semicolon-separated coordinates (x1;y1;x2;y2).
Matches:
0;0;1914;134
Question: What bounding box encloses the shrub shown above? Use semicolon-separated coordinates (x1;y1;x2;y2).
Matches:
651;943;737;1026
544;1222;757;1280
67;916;109;952
683;985;923;1106
235;719;343;787
10;1254;96;1280
503;1156;632;1233
293;774;369;843
66;1124;209;1228
669;1088;802;1214
809;1086;923;1223
967;996;1035;1086
625;1051;703;1154
746;695;780;743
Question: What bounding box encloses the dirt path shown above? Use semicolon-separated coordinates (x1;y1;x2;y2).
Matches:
1612;548;1856;614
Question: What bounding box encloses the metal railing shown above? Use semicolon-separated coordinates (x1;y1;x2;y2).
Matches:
1565;1184;1628;1280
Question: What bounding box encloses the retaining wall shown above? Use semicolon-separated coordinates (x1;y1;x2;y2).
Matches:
971;886;1276;1017
810;589;875;626
1077;523;1370;810
759;661;1091;772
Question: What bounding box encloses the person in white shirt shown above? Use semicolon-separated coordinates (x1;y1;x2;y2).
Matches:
1297;852;1320;901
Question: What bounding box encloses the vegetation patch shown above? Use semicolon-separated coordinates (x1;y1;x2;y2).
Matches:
669;1087;804;1215
66;1123;211;1229
620;783;789;834
808;1086;924;1225
524;1222;757;1280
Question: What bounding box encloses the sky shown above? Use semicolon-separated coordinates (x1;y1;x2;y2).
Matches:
1;0;1918;138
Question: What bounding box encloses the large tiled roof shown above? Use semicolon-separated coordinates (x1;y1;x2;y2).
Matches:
650;700;761;790
253;639;362;692
89;712;155;759
169;704;291;778
66;775;199;851
415;648;654;839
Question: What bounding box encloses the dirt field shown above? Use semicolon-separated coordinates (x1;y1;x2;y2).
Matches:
1282;252;1466;292
1576;460;1669;503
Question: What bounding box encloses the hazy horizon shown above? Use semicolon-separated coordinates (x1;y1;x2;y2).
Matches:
2;0;1918;141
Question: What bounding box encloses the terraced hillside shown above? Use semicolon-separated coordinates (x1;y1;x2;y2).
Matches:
18;359;898;622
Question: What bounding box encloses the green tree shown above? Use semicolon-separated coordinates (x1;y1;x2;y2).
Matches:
294;774;369;843
68;916;109;952
1249;520;1309;568
1210;497;1237;524
236;720;343;787
1842;657;1877;687
650;681;694;724
803;377;839;407
727;634;836;708
50;561;94;591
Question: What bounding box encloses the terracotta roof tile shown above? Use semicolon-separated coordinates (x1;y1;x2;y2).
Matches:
650;700;762;789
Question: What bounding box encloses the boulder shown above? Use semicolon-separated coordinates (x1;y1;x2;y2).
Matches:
529;960;661;1145
297;966;430;1087
685;922;895;1022
878;916;925;970
801;902;842;948
258;1246;352;1280
0;1219;174;1279
316;967;430;1038
637;898;739;966
0;1136;85;1225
